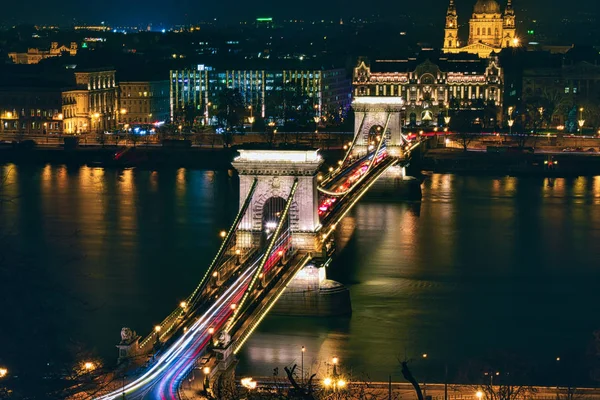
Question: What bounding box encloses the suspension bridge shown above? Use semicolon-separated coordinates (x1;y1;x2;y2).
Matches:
93;97;422;400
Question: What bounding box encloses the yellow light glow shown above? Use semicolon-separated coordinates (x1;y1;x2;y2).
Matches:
230;303;237;310
220;230;227;238
476;391;483;399
6;112;12;118
302;346;305;352
154;325;161;332
512;37;520;46
323;377;332;386
180;301;187;309
93;112;100;118
332;357;338;365
84;362;95;371
203;367;211;375
120;108;127;115
235;249;241;255
422;353;428;358
0;368;8;378
337;379;346;388
208;327;215;334
241;377;257;389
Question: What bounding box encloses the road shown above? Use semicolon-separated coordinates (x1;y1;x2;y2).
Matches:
94;256;260;400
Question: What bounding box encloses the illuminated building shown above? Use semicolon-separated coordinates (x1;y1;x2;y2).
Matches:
169;64;351;122
0;88;63;135
119;81;169;125
442;0;518;58
62;69;118;134
8;42;78;65
170;65;212;123
353;54;503;126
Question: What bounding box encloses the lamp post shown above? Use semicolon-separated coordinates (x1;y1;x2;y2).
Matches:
0;367;8;378
154;325;161;343
301;346;306;386
203;366;211;394
508;119;514;135
248;105;254;133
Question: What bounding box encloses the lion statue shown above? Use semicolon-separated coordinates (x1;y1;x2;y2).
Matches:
121;327;134;343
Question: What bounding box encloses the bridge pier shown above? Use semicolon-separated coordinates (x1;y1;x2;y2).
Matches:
365;164;422;200
272;259;351;317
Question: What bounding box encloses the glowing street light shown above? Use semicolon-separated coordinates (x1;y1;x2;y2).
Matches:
0;368;7;378
476;391;484;400
203;366;211;375
422;353;428;358
337;379;346;388
180;301;187;309
323;377;332;387
84;362;95;371
241;377;257;390
220;230;227;238
508;119;514;135
230;303;237;310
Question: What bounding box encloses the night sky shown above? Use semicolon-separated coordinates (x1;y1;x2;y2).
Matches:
1;0;594;26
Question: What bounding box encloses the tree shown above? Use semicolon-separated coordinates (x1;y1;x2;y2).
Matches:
450;111;477;151
458;353;537;400
215;89;245;132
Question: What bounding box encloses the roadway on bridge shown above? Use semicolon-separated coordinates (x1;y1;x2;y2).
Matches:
95;255;262;400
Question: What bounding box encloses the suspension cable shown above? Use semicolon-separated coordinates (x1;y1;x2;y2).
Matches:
320;112;366;186
317;113;391;197
225;179;299;333
188;177;258;306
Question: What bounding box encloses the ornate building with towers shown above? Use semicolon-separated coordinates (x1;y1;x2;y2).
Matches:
442;0;518;58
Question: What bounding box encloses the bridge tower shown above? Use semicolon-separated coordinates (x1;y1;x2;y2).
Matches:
352;97;406;158
232;148;351;317
232;149;323;251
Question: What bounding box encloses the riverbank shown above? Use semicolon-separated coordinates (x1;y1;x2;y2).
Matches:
418;147;600;176
0;144;345;169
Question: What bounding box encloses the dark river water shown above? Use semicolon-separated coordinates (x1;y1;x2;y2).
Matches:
1;164;600;386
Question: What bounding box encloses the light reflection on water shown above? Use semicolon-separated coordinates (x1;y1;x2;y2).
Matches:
2;165;600;385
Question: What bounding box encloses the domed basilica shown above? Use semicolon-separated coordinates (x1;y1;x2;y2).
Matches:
442;0;518;58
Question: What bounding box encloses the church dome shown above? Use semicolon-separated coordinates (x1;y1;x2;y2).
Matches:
473;0;501;13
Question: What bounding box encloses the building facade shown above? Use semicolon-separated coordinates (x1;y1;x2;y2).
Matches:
62;69;118;134
8;42;78;65
119;81;170;125
169;65;351;123
353;55;503;127
519;48;600;130
0;88;63;135
443;0;518;58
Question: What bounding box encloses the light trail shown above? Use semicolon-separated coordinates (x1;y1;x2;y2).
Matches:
94;256;261;400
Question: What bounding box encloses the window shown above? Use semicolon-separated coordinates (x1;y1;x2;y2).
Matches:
565;87;570;93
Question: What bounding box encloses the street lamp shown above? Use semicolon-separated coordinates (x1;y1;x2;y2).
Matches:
0;367;8;378
203;366;211;393
220;230;227;238
476;391;484;400
301;346;306;385
84;362;95;372
578;107;585;134
508;119;514;135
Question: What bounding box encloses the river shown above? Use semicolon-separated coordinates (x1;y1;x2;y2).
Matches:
1;164;600;387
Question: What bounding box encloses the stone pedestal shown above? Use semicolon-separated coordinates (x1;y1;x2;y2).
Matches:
116;327;141;364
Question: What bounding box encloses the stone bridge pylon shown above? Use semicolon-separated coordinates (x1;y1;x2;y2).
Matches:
352;97;406;158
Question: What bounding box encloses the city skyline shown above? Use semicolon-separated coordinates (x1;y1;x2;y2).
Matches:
0;0;596;26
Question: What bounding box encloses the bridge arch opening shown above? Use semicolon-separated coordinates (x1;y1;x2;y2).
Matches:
261;196;290;244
